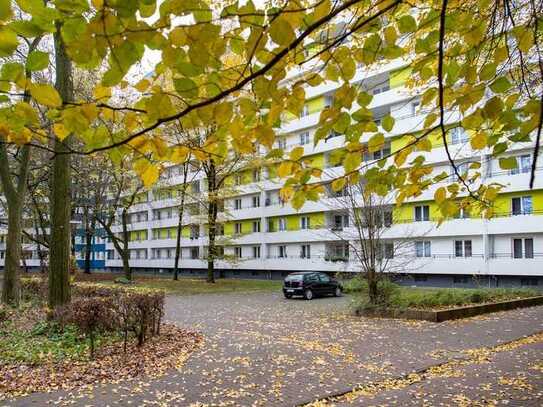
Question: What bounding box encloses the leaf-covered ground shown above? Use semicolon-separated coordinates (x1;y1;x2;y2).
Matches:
6;292;543;406
0;303;203;400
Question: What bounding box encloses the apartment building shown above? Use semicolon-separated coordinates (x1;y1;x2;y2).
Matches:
1;60;542;287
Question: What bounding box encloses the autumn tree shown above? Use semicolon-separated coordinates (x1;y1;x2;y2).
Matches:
326;179;423;305
95;158;146;282
0;22;42;305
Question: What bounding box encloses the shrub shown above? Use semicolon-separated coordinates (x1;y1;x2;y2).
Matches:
72;282;119;298
342;276;365;293
351;278;400;311
65;297;118;358
116;290;164;348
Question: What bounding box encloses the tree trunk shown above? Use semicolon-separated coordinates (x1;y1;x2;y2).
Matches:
84;229;93;274
48;23;73;308
173;163;189;281
121;209;131;281
121;251;131;281
1;199;24;305
206;161;217;283
367;267;378;305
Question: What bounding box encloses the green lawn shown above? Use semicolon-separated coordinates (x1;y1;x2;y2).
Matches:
342;278;539;310
76;274;283;295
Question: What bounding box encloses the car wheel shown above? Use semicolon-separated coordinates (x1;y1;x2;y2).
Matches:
304;289;314;300
334;287;342;297
284;293;292;299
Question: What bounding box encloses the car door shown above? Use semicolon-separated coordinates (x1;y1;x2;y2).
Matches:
318;273;333;295
305;273;320;294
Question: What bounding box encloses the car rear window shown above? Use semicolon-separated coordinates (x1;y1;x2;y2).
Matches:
285;274;304;281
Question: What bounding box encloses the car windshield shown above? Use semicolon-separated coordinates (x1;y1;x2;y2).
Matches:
285;274;304;281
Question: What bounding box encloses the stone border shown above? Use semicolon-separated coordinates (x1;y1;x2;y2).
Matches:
355;296;543;322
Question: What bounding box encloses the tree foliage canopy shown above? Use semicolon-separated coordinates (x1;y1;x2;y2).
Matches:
0;0;541;218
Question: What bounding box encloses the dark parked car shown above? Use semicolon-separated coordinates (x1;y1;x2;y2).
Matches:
283;272;342;300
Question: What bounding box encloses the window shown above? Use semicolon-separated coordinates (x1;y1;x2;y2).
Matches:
300;131;310;145
234;222;243;235
190;247;199;259
512;196;532;215
364;143;391;161
107;250;114;260
300;216;310;230
277;137;287;149
252;220;261;233
301;244;311;259
383;211;393;227
414;205;430;221
513;238;534;259
324;95;334;108
252;168;261;182
333;214;349;230
252;246;261;258
190;225;199;239
234;198;242;210
453;276;469;284
450;127;469;145
455;207;470;219
234;246;242;258
511;155;531;175
252;196;260;208
383;242;394;259
278;218;286;231
234;174;242;185
301;104;309;117
372;84;390;95
415;241;431;257
279;245;287;258
318;273;331;283
455;240;472;257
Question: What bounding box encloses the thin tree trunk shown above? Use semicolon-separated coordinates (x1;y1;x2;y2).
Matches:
84;229;93;273
48;23;73;308
121;209;131;281
173;163;189;281
206;160;217;283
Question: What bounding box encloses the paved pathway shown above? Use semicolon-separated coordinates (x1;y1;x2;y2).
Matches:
6;292;543;406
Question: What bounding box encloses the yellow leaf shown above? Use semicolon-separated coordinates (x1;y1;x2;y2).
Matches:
368;133;384;153
30;84;62;107
277;162;293;178
134;79;150;92
470;132;487;150
140;164;159;187
269;18;294;46
331;177;345;192
53;123;70;140
289;146;304;161
93;85;111;100
434;187;446;204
